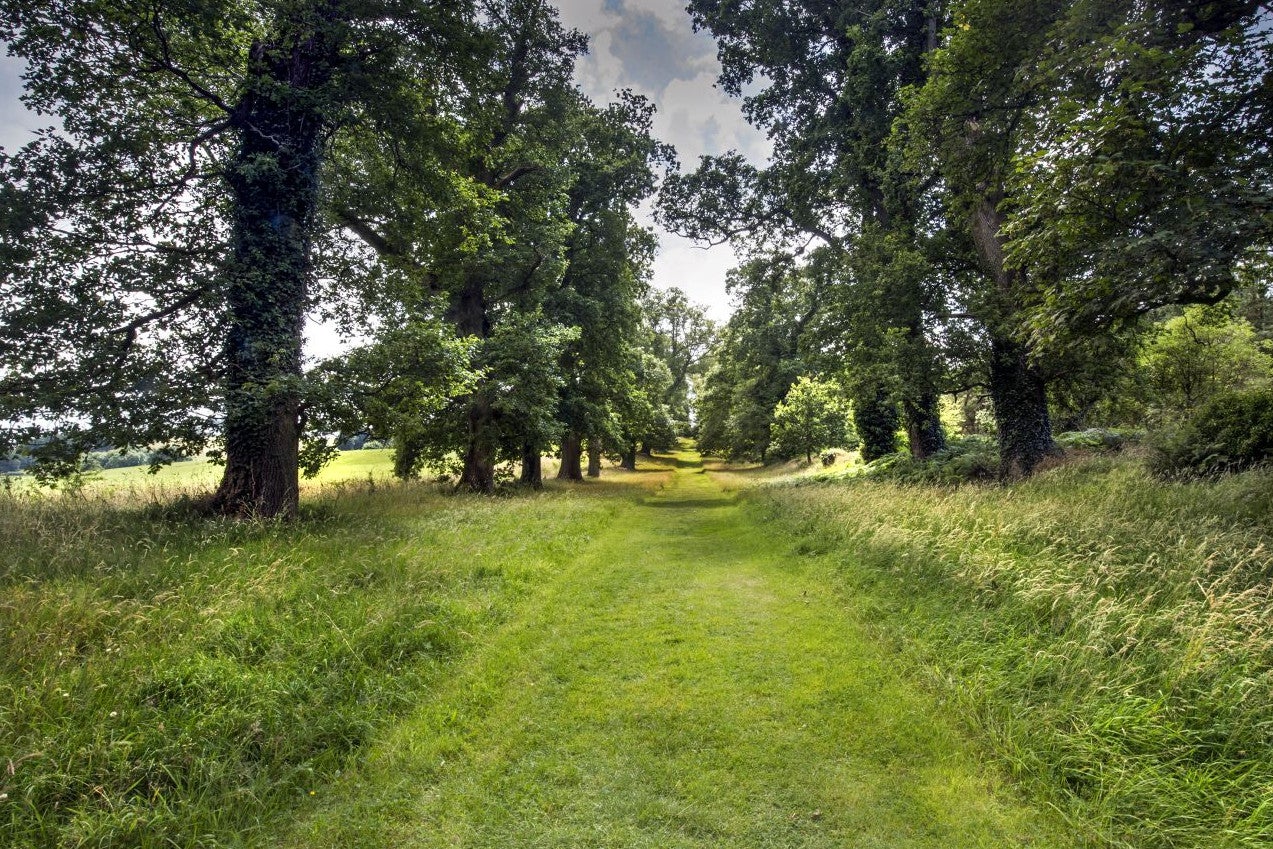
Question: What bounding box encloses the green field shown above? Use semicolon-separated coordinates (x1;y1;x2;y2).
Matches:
3;446;1269;847
5;448;402;498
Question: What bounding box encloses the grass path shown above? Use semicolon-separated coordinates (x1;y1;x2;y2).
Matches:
282;448;1070;848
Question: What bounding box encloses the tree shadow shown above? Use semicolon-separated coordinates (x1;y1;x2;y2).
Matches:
641;496;738;509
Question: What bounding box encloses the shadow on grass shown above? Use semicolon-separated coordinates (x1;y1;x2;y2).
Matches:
641;497;738;509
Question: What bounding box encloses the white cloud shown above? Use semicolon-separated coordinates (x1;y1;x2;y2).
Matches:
556;0;769;318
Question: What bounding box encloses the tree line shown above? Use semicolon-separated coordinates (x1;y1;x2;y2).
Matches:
0;0;720;516
662;0;1271;474
2;0;1269;514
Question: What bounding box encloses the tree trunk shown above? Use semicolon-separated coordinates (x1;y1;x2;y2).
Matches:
853;383;899;462
904;389;946;460
212;26;337;518
620;442;637;470
971;196;1059;478
557;432;583;480
989;333;1059;478
902;310;947;460
458;394;496;493
639;441;653;457
450;278;495;493
520;442;542;488
586;437;601;477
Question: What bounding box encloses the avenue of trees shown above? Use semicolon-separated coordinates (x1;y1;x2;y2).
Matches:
0;0;717;515
663;0;1272;475
1;0;1270;514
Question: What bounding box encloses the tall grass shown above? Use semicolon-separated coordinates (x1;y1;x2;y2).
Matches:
743;457;1273;848
0;473;632;848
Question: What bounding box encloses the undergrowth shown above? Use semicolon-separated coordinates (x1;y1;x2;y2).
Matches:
0;476;631;848
747;456;1273;848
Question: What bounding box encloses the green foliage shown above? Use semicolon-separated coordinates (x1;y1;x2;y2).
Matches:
693;257;812;461
770;376;856;463
1149;388;1273;478
640;287;716;434
861;435;1000;484
1140;306;1273;418
304;321;479;479
1054;428;1143;453
1006;3;1273;337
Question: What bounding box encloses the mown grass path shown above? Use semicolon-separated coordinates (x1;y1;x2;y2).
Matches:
284;448;1069;848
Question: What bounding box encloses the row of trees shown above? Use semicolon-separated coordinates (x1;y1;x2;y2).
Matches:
664;0;1271;473
0;0;714;515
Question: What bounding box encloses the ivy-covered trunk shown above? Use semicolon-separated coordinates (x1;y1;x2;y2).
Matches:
451;279;496;493
903;389;945;460
902;314;947;460
212;24;337;518
557;432;583;480
971;196;1059;477
852;383;900;462
989;333;1057;478
586;437;602;477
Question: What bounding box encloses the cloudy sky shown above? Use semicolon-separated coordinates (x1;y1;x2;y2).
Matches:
558;0;769;320
0;1;767;325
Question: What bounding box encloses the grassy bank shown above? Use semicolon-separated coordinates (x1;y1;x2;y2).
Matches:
734;456;1273;848
0;463;656;848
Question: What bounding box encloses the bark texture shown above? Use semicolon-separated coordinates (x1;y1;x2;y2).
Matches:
557;432;584;480
970;196;1059;477
213;24;336;518
520;443;542;488
904;389;946;460
451;279;497;493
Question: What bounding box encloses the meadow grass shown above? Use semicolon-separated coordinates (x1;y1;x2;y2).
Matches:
277;446;1065;848
732;454;1273;848
2;448;402;499
0;455;644;848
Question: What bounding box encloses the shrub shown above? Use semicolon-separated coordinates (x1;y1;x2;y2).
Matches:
1149;388;1273;477
861;435;1000;484
1055;428;1143;453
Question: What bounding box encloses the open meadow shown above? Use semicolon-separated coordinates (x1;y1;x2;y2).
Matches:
4;446;1270;847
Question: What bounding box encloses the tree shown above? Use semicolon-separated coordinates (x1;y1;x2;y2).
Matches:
902;0;1071;478
661;0;950;460
1006;0;1273;338
328;0;590;492
546;92;672;483
1141;306;1273;419
905;0;1270;476
770;376;855;464
693;256;814;462
0;0;479;515
640;286;716;437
